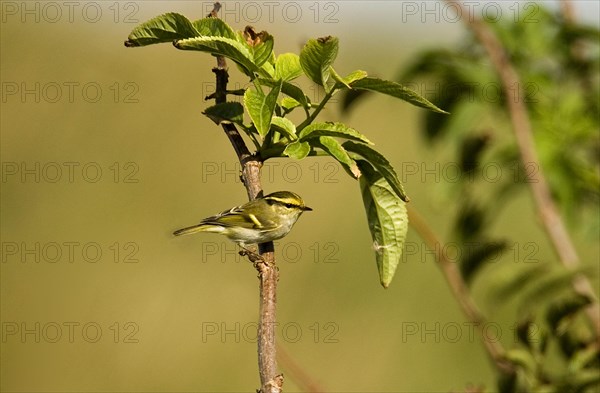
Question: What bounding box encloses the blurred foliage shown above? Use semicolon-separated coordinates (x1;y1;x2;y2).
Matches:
344;4;599;393
403;7;600;233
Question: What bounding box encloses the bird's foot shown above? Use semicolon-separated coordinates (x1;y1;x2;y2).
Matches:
238;245;265;269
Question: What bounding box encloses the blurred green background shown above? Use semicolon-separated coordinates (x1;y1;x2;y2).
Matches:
1;1;598;392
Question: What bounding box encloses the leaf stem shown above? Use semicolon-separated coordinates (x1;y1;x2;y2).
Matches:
297;87;336;132
252;78;265;94
259;143;286;160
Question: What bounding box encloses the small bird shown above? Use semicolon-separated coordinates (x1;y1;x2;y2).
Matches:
173;191;312;245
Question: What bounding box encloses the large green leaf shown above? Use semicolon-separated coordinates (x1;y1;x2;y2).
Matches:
357;160;409;288
280;82;310;110
244;83;281;137
546;294;592;334
567;369;600;392
192;17;236;39
331;68;368;89
270;116;297;140
239;29;275;67
570;345;600;372
300;36;339;87
459;240;507;285
280;97;301;112
315;136;360;178
275;53;303;81
504;349;538;374
251;34;275;67
125;13;199;47
350;77;449;114
516;267;592;315
343;141;408;202
487;264;549;306
299;122;372;144
202;102;244;126
174;36;258;77
260;79;310;110
260;61;276;79
284;141;310;160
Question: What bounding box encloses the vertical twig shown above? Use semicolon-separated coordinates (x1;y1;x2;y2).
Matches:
444;0;600;339
209;3;282;392
559;0;576;23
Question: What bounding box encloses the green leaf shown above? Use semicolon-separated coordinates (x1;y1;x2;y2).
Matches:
567;369;600;392
340;89;369;113
569;345;600;372
270;116;297;140
280;82;310;110
244;83;281;137
192;17;236;39
343;70;368;85
350;77;449;114
357;160;409;288
332;68;368;89
488;265;549;306
455;201;486;240
299;122;372;144
300;36;339;87
236;27;274;68
246;32;274;67
504;349;537;374
315;136;360;178
498;368;532;393
342;140;408;202
260;61;276;79
125;13;199;47
261;79;310;110
517;267;592;315
203;102;244;125
275;53;303;81
460;240;507;284
281;97;301;112
284;141;310;159
174;36;258;77
460;133;492;174
330;67;351;89
514;319;548;351
545;294;592;334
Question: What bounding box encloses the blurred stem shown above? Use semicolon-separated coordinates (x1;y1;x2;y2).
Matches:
209;3;282;392
277;344;325;393
407;206;515;375
559;0;576;23
445;0;600;340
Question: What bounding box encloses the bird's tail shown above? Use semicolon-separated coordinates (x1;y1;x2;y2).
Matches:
173;223;221;236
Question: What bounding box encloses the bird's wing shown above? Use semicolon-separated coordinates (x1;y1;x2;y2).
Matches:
201;203;280;230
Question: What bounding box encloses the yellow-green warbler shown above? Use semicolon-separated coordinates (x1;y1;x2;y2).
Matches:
173;191;312;245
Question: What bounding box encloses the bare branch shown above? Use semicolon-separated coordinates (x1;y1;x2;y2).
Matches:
209;3;282;392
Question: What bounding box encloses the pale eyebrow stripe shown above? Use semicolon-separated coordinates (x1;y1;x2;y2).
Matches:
265;197;300;207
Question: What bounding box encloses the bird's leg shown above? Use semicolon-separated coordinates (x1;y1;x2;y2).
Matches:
238;244;265;268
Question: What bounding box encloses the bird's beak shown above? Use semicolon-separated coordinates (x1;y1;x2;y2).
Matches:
302;206;313;212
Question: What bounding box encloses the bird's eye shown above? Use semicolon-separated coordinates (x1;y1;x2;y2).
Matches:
285;203;294;208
